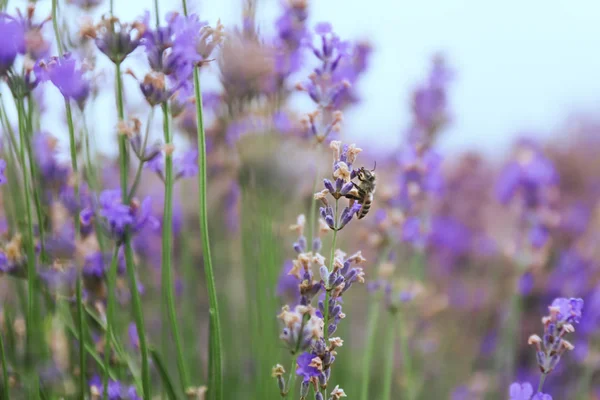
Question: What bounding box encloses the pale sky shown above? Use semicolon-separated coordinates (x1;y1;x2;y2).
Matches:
18;0;600;158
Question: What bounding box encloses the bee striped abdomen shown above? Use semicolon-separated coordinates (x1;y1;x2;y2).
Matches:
358;192;373;219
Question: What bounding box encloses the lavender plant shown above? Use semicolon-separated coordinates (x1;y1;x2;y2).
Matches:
0;0;598;399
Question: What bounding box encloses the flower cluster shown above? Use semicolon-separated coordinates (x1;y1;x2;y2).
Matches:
508;382;551;400
36;54;91;105
528;297;583;374
496;140;560;249
315;141;364;231
80;190;159;243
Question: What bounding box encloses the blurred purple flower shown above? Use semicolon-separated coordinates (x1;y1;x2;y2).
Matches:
36;54;90;104
296;352;321;382
81;189;159;242
551;297;584;325
496;141;558;208
0;14;25;75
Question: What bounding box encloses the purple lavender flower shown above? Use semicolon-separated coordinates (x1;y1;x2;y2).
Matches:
397;143;444;211
296;352;321;382
169;14;224;83
550;297;584;325
409;55;453;144
93;16;145;64
33;132;69;185
496;141;558;209
0;159;6;185
274;0;308;77
0;14;25;75
141;13;179;74
89;375;139;399
145;149;198;181
508;382;534;400
528;297;583;374
315;141;365;231
80;189;159;242
137;71;177;106
36;54;90;104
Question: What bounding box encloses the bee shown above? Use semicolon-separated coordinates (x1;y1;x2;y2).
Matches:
345;163;377;219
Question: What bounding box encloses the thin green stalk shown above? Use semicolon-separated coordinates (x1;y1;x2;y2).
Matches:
360;296;382;400
181;0;188;17
115;63;128;200
322;200;339;339
114;58;150;399
19;97;46;261
0;328;9;399
52;0;64;55
127;108;154;202
16;97;40;398
103;246;120;400
76;277;87;399
161;102;190;392
124;240;151;399
306;163;321;252
322;199;339;400
65;100;79;216
398;308;414;400
150;348;178;400
381;313;397;400
153;0;160;27
193;66;223;400
537;373;547;394
285;355;298;397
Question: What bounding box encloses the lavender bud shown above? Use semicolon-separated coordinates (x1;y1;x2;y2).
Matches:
341;261;351;275
318;372;327;388
548;353;561;372
293;242;303;254
328;323;337;336
277;376;286;393
319;266;330;283
324;179;335;194
340;181;354;195
301;381;310;399
328;271;338;287
312;238;322;252
330;305;342;319
335;178;343;192
315;392;324;400
318;300;325;315
332;275;344;288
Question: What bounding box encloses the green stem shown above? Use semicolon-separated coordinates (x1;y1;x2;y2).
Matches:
161;102;190;392
360;296;382;400
103;246;120;400
153;0;160;27
16;97;39;398
381;313;397;400
181;0;188;17
0;327;9;399
115;62;128;200
323;200;339;339
127;107;154;202
124;239;151;399
114;58;150;399
65;100;80;234
76;275;87;399
537;373;547;394
52;0;64;55
21;98;46;260
398;308;414;400
285;355;298;398
306;163;321;252
193;66;223;400
322;199;339;400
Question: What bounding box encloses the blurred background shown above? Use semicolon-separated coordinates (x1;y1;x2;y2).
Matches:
1;0;600;399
